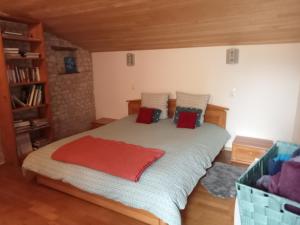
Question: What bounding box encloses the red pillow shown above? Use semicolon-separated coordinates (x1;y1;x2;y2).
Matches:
177;111;197;129
136;107;155;124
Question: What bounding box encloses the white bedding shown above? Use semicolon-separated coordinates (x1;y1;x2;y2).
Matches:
23;115;230;225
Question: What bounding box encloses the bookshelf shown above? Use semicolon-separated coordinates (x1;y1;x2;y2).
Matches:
0;16;53;165
2;34;41;43
12;104;48;113
10;81;46;87
5;56;43;60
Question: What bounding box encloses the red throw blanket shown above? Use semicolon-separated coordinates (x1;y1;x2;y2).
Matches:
52;136;165;182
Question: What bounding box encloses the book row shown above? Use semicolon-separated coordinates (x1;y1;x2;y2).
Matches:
7;65;40;84
4;48;40;59
14;118;49;134
11;85;43;108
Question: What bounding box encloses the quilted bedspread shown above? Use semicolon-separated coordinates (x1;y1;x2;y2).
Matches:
23;115;230;225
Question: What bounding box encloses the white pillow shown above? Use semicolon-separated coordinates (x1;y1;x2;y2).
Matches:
141;93;169;119
176;92;210;123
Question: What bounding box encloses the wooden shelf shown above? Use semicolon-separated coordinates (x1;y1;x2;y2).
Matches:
15;125;50;135
51;45;77;51
2;34;41;43
12;104;47;113
10;81;46;87
5;56;42;61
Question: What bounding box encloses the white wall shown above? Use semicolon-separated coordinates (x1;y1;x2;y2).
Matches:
293;82;300;144
92;44;300;147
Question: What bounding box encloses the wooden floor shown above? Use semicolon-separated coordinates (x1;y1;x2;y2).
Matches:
0;151;241;225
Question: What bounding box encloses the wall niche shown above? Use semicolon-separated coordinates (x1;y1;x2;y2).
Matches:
51;45;79;75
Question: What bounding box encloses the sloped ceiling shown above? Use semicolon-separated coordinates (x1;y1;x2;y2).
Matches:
1;0;300;52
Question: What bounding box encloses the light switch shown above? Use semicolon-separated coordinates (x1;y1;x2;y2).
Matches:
231;88;237;97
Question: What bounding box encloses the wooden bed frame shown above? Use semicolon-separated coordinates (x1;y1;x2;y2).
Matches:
128;99;228;128
27;99;229;225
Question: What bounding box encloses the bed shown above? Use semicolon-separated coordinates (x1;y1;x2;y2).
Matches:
22;99;230;225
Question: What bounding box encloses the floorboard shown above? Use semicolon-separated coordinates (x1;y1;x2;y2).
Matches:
0;150;243;225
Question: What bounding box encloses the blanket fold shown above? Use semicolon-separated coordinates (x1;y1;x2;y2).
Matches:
52;135;165;181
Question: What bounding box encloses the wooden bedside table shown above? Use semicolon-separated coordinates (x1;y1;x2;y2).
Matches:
231;136;273;165
91;118;116;129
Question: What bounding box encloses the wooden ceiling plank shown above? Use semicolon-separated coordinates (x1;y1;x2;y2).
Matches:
1;0;300;52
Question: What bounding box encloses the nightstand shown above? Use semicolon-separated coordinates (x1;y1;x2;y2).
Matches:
91;118;116;129
231;136;273;165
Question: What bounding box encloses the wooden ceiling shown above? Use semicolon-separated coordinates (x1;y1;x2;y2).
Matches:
1;0;300;52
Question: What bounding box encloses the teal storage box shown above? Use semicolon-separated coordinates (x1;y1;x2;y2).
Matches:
236;141;300;225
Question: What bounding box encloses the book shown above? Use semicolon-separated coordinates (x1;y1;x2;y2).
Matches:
36;88;42;105
4;50;19;53
25;52;40;59
28;85;36;106
32;86;39;106
11;97;16;109
4;48;20;56
4;47;19;51
31;118;49;127
6;68;12;83
37;87;42;105
4;51;19;55
3;31;23;36
36;68;40;81
16;133;33;157
25;52;39;56
12;95;26;107
15;126;31;133
14;120;30;126
5;53;21;58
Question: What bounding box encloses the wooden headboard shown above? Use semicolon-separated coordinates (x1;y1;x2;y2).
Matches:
127;99;229;128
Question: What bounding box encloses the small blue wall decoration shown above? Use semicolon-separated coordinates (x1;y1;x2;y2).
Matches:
64;57;78;74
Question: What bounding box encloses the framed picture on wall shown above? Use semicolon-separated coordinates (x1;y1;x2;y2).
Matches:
64;57;78;74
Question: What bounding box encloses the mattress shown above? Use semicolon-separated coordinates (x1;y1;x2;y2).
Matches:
23;115;230;225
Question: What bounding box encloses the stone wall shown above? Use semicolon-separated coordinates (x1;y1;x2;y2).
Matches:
45;33;96;140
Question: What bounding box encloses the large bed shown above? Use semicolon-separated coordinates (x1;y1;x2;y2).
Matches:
22;99;230;225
